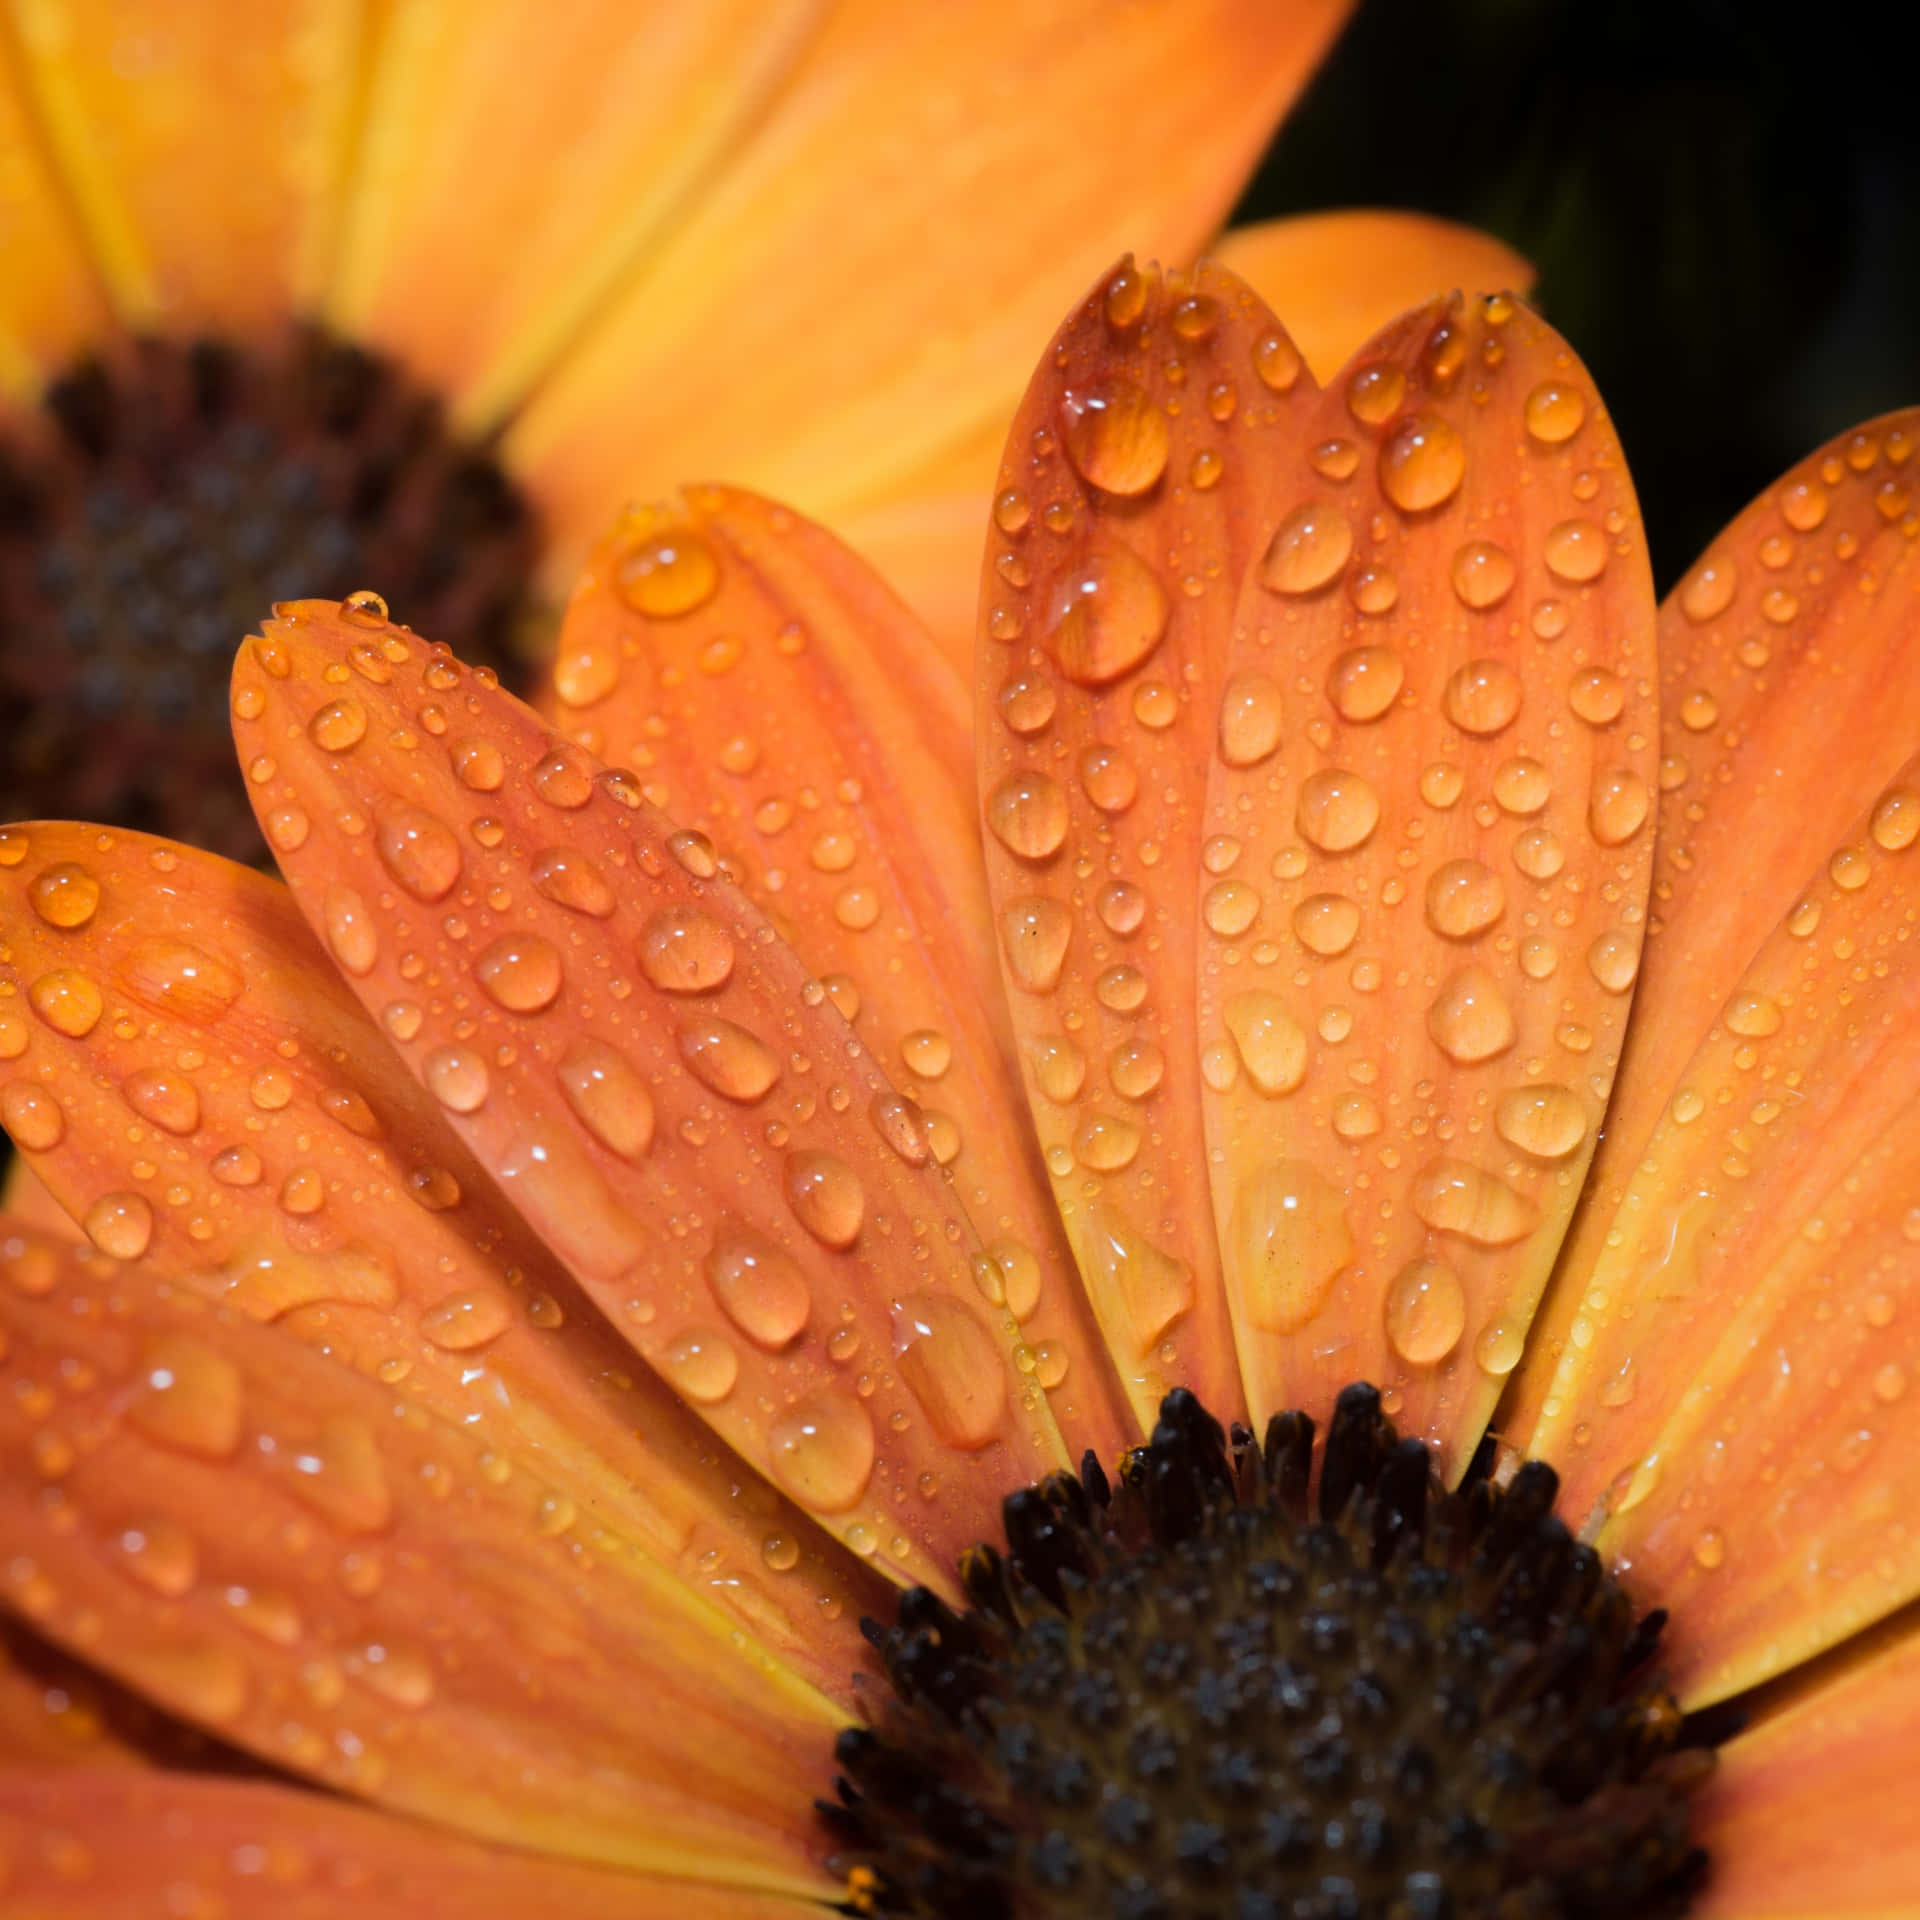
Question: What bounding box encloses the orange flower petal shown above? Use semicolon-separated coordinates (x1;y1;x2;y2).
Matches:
0;1151;83;1239
506;0;1353;581
1508;411;1920;1448
0;1618;166;1767
1690;1619;1920;1918
0;44;110;401
1210;211;1538;387
543;489;1134;1463
0;1224;837;1890
1512;752;1920;1704
323;0;816;435
234;599;1069;1589
0;820;882;1700
0;0;363;333
1192;294;1654;1473
0;1769;817;1917
976;258;1326;1430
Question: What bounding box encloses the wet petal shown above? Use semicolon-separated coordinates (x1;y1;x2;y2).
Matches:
1195;294;1653;1473
976;258;1323;1429
1690;1619;1920;1918
0;1769;816;1917
0;45;110;399
323;0;815;435
0;820;882;1700
0;1224;837;1889
544;489;1133;1462
507;0;1352;579
1509;410;1920;1443
0;1152;84;1240
1519;753;1920;1703
235;600;1068;1590
0;1618;177;1767
1211;211;1537;387
0;0;364;331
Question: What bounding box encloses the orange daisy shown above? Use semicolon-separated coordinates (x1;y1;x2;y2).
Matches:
3;260;1917;1913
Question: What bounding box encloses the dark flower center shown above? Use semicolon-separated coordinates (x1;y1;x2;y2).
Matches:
0;332;537;864
827;1384;1712;1920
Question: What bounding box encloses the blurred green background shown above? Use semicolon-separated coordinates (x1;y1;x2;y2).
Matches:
1235;0;1920;594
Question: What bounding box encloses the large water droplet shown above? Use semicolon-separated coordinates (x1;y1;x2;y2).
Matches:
1523;382;1587;444
1544;519;1606;583
282;1413;392;1532
85;1191;153;1259
377;806;462;901
423;1045;490;1113
322;886;380;976
1217;674;1284;768
638;907;735;993
116;1517;199;1596
1046;548;1169;688
29;968;102;1037
1410;1159;1539;1245
127;1336;242;1457
893;1293;1008;1449
1;1083;64;1150
418;1287;512;1352
531;847;616;917
1076;1203;1193;1354
1450;541;1515;610
1074;1110;1143;1170
474;933;563;1013
785;1151;864;1248
1223;992;1308;1096
1424;859;1504;939
1379;412;1465;512
664;1328;738;1403
1028;1035;1087;1104
1383;1259;1465;1365
1326;646;1404;723
615;525;720;616
1061;381;1170;495
706;1228;811;1350
1260;502;1353;596
28;862;101;929
1001;897;1072;994
1427;967;1515;1063
1296;769;1380;852
1443;659;1522;735
308;697;368;752
678;1014;779;1102
1292;893;1360;957
1228;1160;1353;1333
1078;745;1137;813
767;1388;875;1511
1494;1084;1588;1159
1589;768;1651;845
986;771;1070;861
1346;361;1406;426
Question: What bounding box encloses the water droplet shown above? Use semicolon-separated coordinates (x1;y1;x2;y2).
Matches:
319;884;379;976
418;1287;512;1352
116;1518;198;1596
1379;412;1465;511
423;1046;490;1113
1443;658;1522;735
1348;566;1399;615
1292;893;1360;957
1473;1319;1525;1376
785;1150;863;1248
1095;964;1148;1013
1217;673;1284;768
1223;992;1308;1096
1450;540;1516;609
1311;437;1360;480
1871;786;1920;852
1110;1040;1165;1099
1104;264;1147;329
663;1328;738;1403
1722;991;1782;1039
678;1014;779;1102
530;746;595;810
1384;1259;1466;1365
998;672;1057;737
1410;1159;1538;1245
1586;932;1640;994
1078;745;1137;813
1028;1035;1087;1104
1097;881;1146;935
450;737;504;790
1;1082;63;1150
309;697;367;752
1296;769;1380;852
1261;501;1353;596
211;1145;263;1186
468;933;561;1014
1523;381;1587;444
1001;896;1072;993
1228;1161;1352;1332
1589;768;1651;845
85;1190;153;1258
893;1293;1007;1449
280;1414;392;1533
1544;519;1606;583
1567;668;1625;727
1424;859;1504;939
1678;556;1737;623
127;1335;242;1457
615;526;720;616
1346;361;1406;426
706;1228;811;1349
1493;758;1553;816
29;969;103;1036
1326;646;1404;723
768;1388;874;1512
1254;329;1302;392
1061;381;1170;494
28;862;100;928
1495;1084;1587;1158
375;807;461;901
1203;880;1261;938
1046;547;1169;687
1427;967;1515;1063
341;588;390;626
986;771;1070;861
638;907;735;993
527;846;614;919
1075;1110;1142;1170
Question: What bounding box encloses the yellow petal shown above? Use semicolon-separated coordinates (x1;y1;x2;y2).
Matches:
0;1225;837;1888
0;819;883;1702
1210;210;1537;386
1196;292;1654;1476
0;1769;822;1916
976;257;1324;1431
233;599;1070;1590
1508;412;1920;1446
1;0;365;332
323;0;816;433
543;489;1135;1463
506;0;1354;583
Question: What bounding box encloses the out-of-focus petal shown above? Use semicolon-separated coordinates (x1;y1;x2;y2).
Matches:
0;1150;82;1238
235;600;1069;1591
1194;294;1653;1475
0;37;109;400
1689;1619;1920;1918
506;0;1353;584
1211;211;1537;386
0;1769;819;1918
976;258;1323;1431
0;0;364;332
0;820;883;1700
323;0;816;432
1512;752;1920;1704
0;1224;838;1890
543;490;1134;1462
0;1618;166;1766
1508;413;1920;1441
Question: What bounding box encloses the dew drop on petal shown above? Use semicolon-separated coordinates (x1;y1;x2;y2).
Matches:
892;1293;1007;1449
768;1388;874;1510
1379;412;1465;512
1061;381;1170;495
785;1150;863;1248
678;1014;779;1102
1427;967;1515;1063
986;771;1070;861
1001;897;1072;993
1260;503;1352;596
377;806;462;901
615;527;720;616
28;862;100;929
1228;1161;1352;1333
664;1328;739;1403
423;1046;489;1113
1296;770;1380;853
1383;1259;1466;1365
1217;673;1284;768
1326;646;1404;723
1523;381;1586;444
1410;1159;1539;1245
707;1229;811;1349
1494;1084;1588;1159
637;907;735;993
1046;547;1169;687
127;1336;242;1457
1223;992;1308;1095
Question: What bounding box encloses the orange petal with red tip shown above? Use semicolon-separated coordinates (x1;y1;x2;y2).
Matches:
0;0;363;333
543;489;1134;1463
1689;1620;1920;1918
235;599;1068;1591
0;47;110;401
1210;211;1538;387
0;821;882;1700
324;0;815;435
1509;754;1920;1702
0;1224;837;1890
976;258;1326;1430
1507;410;1920;1445
1193;294;1654;1473
506;0;1353;583
0;1769;817;1918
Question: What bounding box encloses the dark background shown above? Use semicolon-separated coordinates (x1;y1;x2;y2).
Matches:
1232;0;1920;595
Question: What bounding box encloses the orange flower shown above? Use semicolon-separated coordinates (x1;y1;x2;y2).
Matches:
1;252;1916;1914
